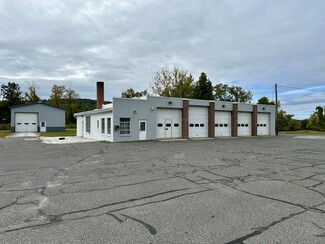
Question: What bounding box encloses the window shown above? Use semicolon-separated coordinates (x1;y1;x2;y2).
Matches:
245;124;249;127
157;123;163;127
101;118;105;134
241;124;244;127
220;124;224;127
25;123;29;125
200;124;204;127
166;123;171;127
264;124;267;127
97;120;99;128
190;124;194;127
120;118;130;135
237;124;240;127
140;121;146;131
195;124;199;127
224;124;228;127
32;123;37;125
257;124;260;127
86;116;91;132
107;118;111;134
17;123;21;125
174;123;179;127
215;124;219;127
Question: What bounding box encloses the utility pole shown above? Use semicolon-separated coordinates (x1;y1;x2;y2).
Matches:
275;83;278;136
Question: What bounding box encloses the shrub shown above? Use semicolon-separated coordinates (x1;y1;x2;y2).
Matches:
0;124;10;130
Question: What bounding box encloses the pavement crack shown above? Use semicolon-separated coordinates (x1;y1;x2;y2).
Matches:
58;188;190;216
230;186;325;213
225;210;305;244
107;213;124;223
120;213;157;235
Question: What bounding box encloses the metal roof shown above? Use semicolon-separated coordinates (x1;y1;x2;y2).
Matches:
9;102;66;110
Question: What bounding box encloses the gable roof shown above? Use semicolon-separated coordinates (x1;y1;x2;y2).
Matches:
9;102;66;110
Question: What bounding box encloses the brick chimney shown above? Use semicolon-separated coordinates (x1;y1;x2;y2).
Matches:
96;81;104;109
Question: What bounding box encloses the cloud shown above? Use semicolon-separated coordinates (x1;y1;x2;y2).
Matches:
0;0;325;118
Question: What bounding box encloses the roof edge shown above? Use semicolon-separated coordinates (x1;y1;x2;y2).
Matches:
9;102;66;110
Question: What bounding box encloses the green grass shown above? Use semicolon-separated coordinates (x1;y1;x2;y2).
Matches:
280;130;325;135
40;129;76;137
0;130;11;138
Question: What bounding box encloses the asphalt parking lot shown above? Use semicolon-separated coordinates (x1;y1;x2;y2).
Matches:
0;135;324;243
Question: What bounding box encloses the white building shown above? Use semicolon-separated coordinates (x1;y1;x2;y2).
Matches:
74;82;276;142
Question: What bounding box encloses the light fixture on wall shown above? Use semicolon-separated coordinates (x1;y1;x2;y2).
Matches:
168;101;173;105
262;107;265;110
222;104;226;108
133;110;137;114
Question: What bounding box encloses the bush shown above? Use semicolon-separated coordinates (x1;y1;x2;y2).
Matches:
0;124;10;130
66;123;76;129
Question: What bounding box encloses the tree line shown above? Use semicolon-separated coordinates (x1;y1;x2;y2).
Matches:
122;66;253;103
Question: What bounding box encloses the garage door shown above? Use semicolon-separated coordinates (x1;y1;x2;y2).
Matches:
238;112;251;136
156;109;182;139
189;107;208;138
15;113;38;132
215;111;231;137
257;113;270;135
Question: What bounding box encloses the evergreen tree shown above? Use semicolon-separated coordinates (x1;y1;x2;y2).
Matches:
192;72;214;100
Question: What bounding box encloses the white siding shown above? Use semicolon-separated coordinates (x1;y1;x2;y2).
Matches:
80;112;113;142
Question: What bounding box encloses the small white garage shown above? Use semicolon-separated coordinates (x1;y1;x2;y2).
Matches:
189;107;208;138
215;111;231;137
10;103;65;132
156;108;182;139
238;112;251;136
257;113;270;135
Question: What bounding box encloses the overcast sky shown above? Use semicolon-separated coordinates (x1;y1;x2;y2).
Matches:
1;0;325;119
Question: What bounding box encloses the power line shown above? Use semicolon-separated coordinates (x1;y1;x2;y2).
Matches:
261;86;274;98
278;85;325;93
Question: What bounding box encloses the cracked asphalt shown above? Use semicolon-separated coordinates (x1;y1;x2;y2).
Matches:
0;135;325;243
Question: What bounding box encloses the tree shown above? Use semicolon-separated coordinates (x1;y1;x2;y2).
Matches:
214;83;229;101
25;82;40;103
214;84;252;103
1;82;24;106
64;88;80;124
121;88;146;98
0;82;24;124
315;106;325;128
306;106;325;131
277;109;298;131
151;66;194;98
192;72;214;100
49;85;65;107
257;96;275;105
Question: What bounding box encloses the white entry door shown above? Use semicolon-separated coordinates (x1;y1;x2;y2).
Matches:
40;121;46;132
139;120;147;140
165;119;172;138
